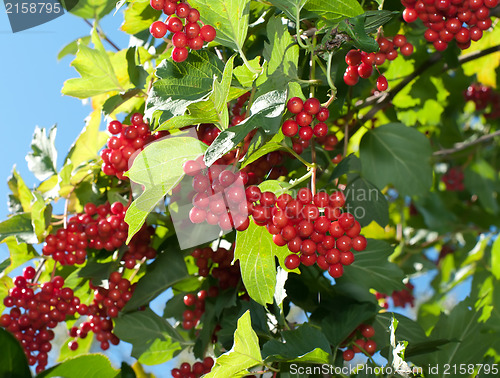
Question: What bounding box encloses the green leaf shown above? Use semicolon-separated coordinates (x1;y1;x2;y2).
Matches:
337;239;405;293
491;237;500;280
113;308;182;363
204;89;287;166
9;168;34;212
126;47;149;89
187;0;250;51
0;277;14;315
3;236;38;275
123;245;189;311
359;123;433;196
62;29;126;99
259;16;299;90
58;334;94;362
241;142;283;168
0;213;37;244
269;0;309;21
0;328;31;378
61;0;116;20
145;51;224;126
30;192;48;241
125;137;207;242
102;88;144;116
413;192;458;233
262;323;331;363
234;58;261;88
58;36;91;60
464;159;499;215
78;259;120;286
304;0;363;26
339;14;378;53
320;301;377;347
26;125;58;181
331;153;361;179
205;311;263;377
345;176;389;227
37;354;119;378
363;10;401;33
234;217;297;306
122;0;161;35
424;299;495;375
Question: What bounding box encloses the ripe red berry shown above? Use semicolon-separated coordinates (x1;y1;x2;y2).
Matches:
358;62;373;79
150;0;164;11
285;254;300;270
287;97;303;114
403;8;418;23
345;49;362;66
200;25;216;42
150;21;167;39
303;98;321;115
344;66;359;86
172;32;188;48
282;120;298;137
316;107;329;121
172;47;189;63
343;349;355;361
376;75;388;91
166;17;183;33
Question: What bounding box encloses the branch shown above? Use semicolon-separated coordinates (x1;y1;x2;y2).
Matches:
351;43;500;134
433;130;500;157
84;19;121;52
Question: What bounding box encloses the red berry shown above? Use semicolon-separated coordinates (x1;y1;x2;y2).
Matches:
172;47;189;63
200;25;216;42
150;0;164;11
344;66;359;86
316;107;329;121
343;349;355;361
282;120;298;137
285;254;300;269
403;8;418;23
345;49;362;66
150;21;167;38
376;75;388;91
172;32;188;48
303;98;321;115
287;97;303;114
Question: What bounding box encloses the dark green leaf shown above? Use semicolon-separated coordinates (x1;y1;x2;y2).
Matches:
337;239;405;293
269;0;309;21
464;159;499;215
123;245;189;311
339;15;379;53
262;323;331;363
204;89;287;166
0;328;31;378
126;47;148;89
331;153;361;179
114;308;182;364
78;260;119;286
304;0;364;26
61;0;116;20
345;176;389;227
26;125;58;181
145;51;224;126
102;89;144;116
321;301;377;347
359;123;433;196
363;10;401;33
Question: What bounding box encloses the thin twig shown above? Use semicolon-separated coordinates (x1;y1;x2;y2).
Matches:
433;130;500;157
84;19;121;52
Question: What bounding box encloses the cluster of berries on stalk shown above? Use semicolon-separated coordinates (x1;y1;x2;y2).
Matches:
464;83;500;118
343;34;414;92
342;323;377;361
191;246;243;290
181;288;219;330
149;0;216;62
245;186;367;278
402;0;498;50
101;113;157;180
441;166;464;191
375;282;415;309
282;97;330;140
1;271;82;373
68;272;135;352
171;357;215;377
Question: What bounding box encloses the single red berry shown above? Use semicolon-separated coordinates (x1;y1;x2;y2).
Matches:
345;49;362;66
150;21;167;38
303;98;321;115
172;47;189;63
200;25;216;42
282;119;298;137
343;349;355;361
150;0;164;11
287;97;303;114
172;32;188;48
285;254;300;270
403;8;418;23
316;107;329;121
376;75;388;91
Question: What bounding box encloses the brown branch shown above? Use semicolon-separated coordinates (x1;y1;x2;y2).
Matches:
84;19;121;52
341;42;500;144
433;130;500;157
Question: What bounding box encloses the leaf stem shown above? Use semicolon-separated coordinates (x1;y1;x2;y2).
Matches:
282;145;315;168
238;48;259;75
311;140;317;195
287;170;314;190
295;7;308;49
325;51;337;100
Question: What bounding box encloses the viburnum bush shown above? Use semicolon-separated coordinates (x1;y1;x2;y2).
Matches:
1;0;500;377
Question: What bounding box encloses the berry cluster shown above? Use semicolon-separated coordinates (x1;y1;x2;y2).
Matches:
282;97;330;140
171;357;214;377
402;0;498;50
343;34;415;89
42;202;128;265
441;166;464;191
464;83;500;118
182;289;214;330
149;0;216;62
342;324;377;361
245;186;367;278
69;272;135;351
122;225;157;268
375;282;415;309
229;92;250;126
191;247;242;290
101;113;155;180
183;160;250;232
1;270;82;373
